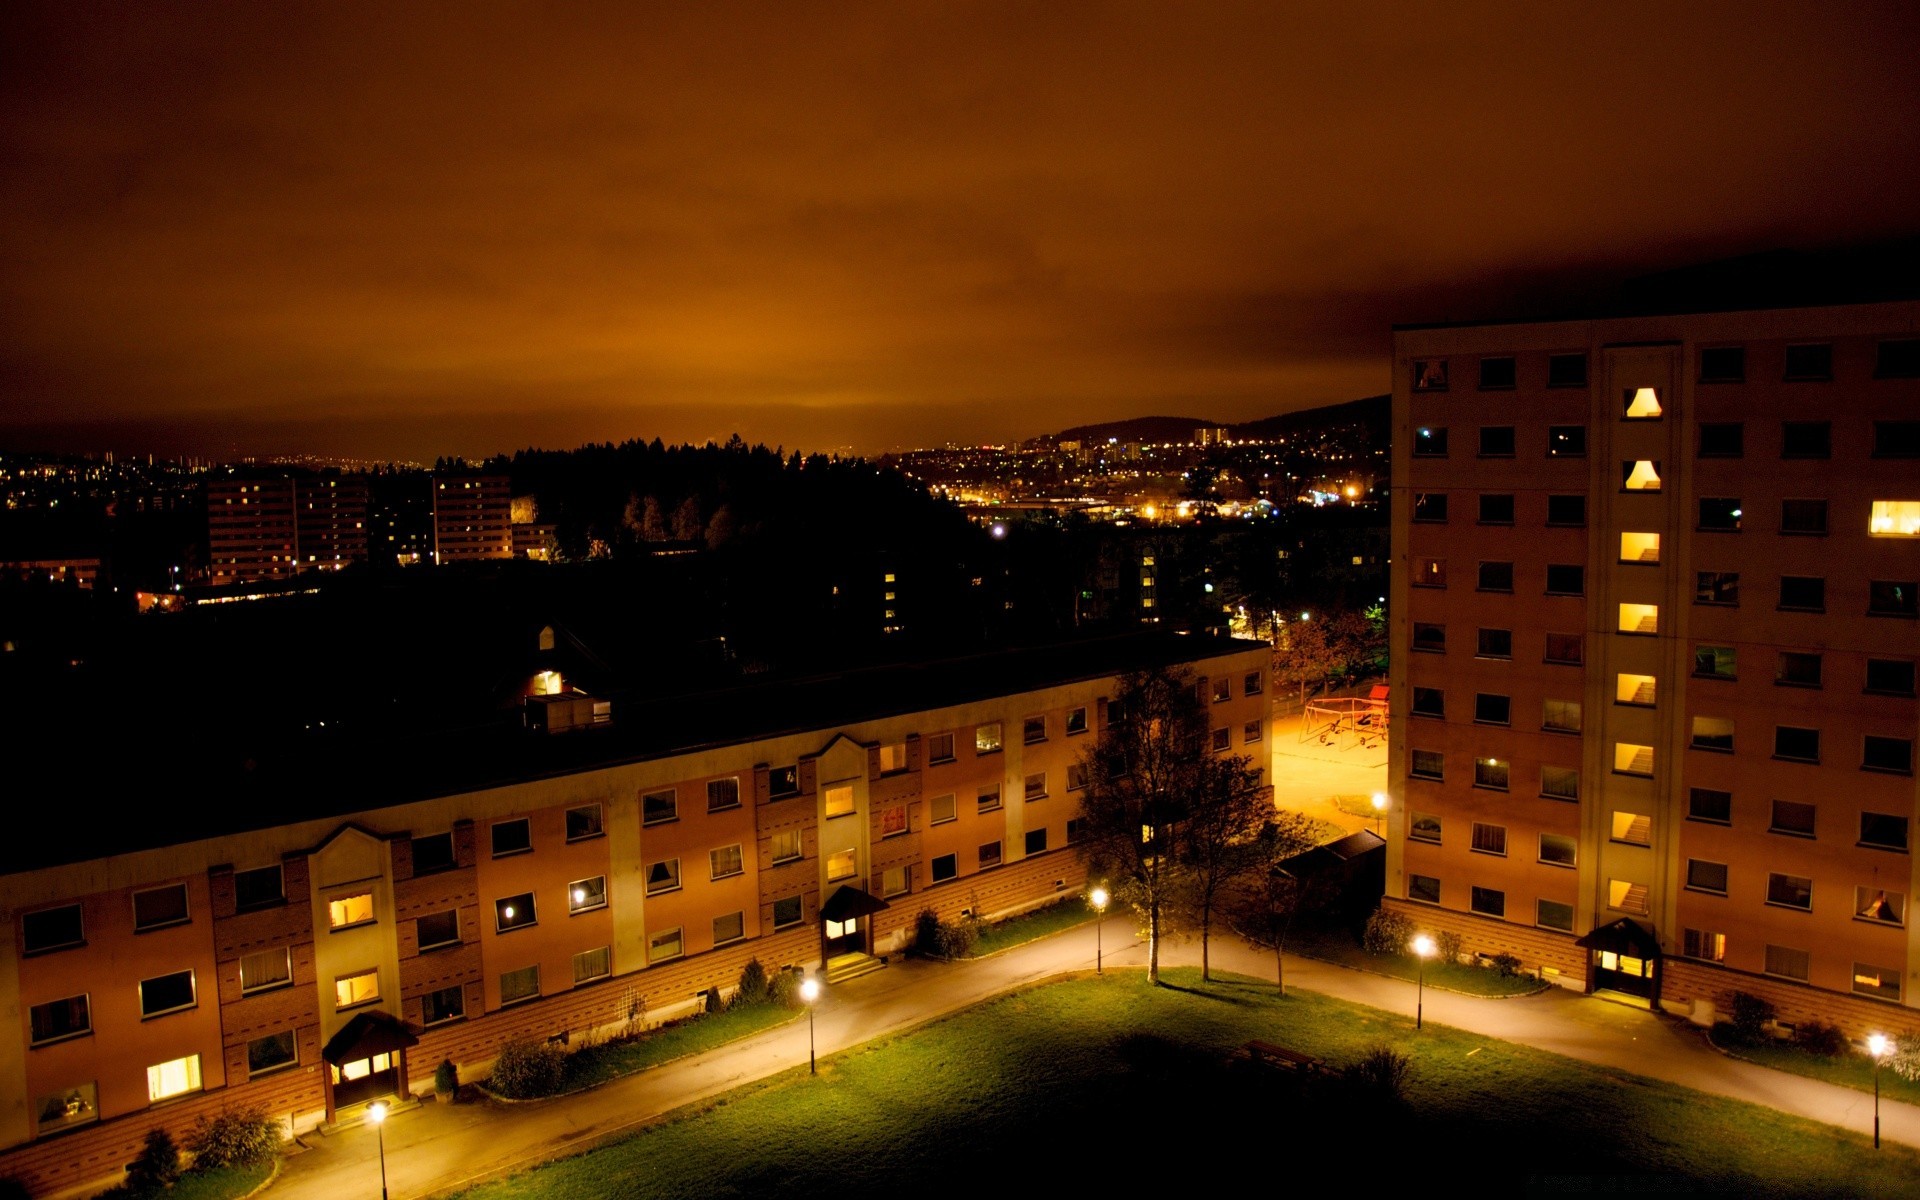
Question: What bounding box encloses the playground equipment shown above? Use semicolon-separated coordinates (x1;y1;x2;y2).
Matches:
1300;685;1389;748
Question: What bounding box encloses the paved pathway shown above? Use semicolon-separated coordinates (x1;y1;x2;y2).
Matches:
263;916;1920;1200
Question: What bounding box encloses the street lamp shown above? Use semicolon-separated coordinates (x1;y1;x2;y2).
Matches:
1370;792;1387;835
1869;1033;1890;1148
800;977;821;1075
367;1101;389;1200
1089;886;1110;974
1411;934;1436;1030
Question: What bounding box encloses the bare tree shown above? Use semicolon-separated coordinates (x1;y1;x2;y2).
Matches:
1221;812;1324;994
1176;752;1271;981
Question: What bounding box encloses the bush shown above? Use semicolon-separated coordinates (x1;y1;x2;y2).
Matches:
1343;1045;1411;1102
488;1038;568;1099
434;1059;460;1095
1723;991;1776;1046
1489;953;1522;978
123;1128;181;1196
1361;907;1415;956
703;986;724;1014
913;907;979;959
732;958;771;1009
1434;930;1463;965
1888;1030;1920;1082
1792;1020;1846;1058
769;968;804;1010
914;908;943;956
185;1106;279;1169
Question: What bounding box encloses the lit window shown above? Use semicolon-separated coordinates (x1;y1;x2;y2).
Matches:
824;784;854;817
239;948;292;993
1066;707;1089;735
1619;532;1659;563
1615;674;1655;706
1622;387;1662;418
1607;879;1648;915
1870;501;1920;537
1412;557;1446;588
1473;756;1508;790
1854;964;1901;1002
771;829;803;863
826;849;857;881
1617;603;1657;635
1613;743;1653;777
1611;812;1652;846
147;1055;202;1104
1683;929;1726;962
1856;887;1905;926
569;876;608;912
334;968;379;1010
33;1081;98;1134
1690;716;1735;753
1622;460;1661;491
975;723;1003;754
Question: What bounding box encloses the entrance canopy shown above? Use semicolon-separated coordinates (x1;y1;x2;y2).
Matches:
322;1010;419;1067
1575;917;1661;960
820;885;890;924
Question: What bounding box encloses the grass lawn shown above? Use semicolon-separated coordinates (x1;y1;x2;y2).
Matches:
165;1161;276;1200
967;895;1099;957
451;970;1917;1199
1711;1028;1920;1108
1285;921;1547;997
558;1003;802;1091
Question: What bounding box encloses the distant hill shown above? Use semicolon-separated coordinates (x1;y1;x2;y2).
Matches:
1045;394;1387;446
1050;415;1214;445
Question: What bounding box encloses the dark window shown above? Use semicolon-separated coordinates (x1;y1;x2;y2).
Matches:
1537;900;1575;931
1547;425;1587;457
928;732;956;762
1778;576;1825;612
1774;726;1821;763
1688;788;1732;824
565;804;603;842
1408;874;1441;904
1412;493;1448;523
1544;633;1583;665
1868;580;1917;617
1547;353;1587;387
233;866;284;911
133;885;189;932
1478;426;1516;457
1877;339;1920;378
767;766;800;797
1478;493;1514;524
1409;813;1442;843
1475;628;1511;658
1766;873;1814;911
1780;421;1830;459
1864;736;1914;775
930;854;957;884
1874;421;1920;457
422;985;464;1026
1410;750;1444;780
773;894;804;927
1694;645;1737;679
1025;829;1048;855
1686;860;1728;894
1771;799;1816;837
978;841;1001;869
1473;693;1511;725
1545;495;1586;526
1470;887;1506;918
411;832;456;874
1691;717;1735;753
642;790;677;824
1066;818;1087;844
1699;346;1745;382
1413;426;1448;457
1784;343;1832;381
1695;571;1739;606
1544;565;1584;597
1478;356;1516;389
1471;823;1507;855
1474;757;1509;790
138;970;196;1017
495;892;536;932
1412;622;1446;653
1865;658;1916;695
1024;715;1048;742
29;995;91;1045
1765;944;1810;980
491;819;531;858
1861;812;1910;851
247;1030;297;1073
1698;423;1744;458
1066;707;1089;734
1477;561;1513;592
1698;498;1742;531
1779;499;1827;535
1410;688;1444;718
1412;359;1448;391
1775;652;1822;688
22;904;84;955
417;910;460;950
707;778;742;812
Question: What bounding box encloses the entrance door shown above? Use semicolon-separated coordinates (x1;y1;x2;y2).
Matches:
332;1051;399;1109
1591;950;1656;998
824;916;864;957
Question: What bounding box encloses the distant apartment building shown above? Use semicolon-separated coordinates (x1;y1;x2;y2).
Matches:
295;475;369;572
206;478;299;586
1387;299;1919;1036
369;472;434;567
432;475;512;564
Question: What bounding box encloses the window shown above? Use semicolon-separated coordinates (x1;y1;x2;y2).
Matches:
1470;823;1507;856
1875;421;1920;457
1024;715;1048;743
569;946;611;986
975;723;1003;754
1067;818;1088;844
1547;352;1587;387
1878;340;1920;378
1869;580;1917;617
1546;494;1586;526
1024;772;1048;801
1025;829;1048;855
1539;834;1576;867
1783;343;1831;381
499;965;540;1005
1544;633;1583;665
1066;763;1088;791
1413;425;1448;456
647;927;684;964
645;859;681;895
1854;964;1901;1002
1693;645;1736;680
1608;879;1648;915
1699;346;1744;382
1473;756;1509;791
1775;651;1822;688
1764;944;1810;981
1470;887;1506;918
1242;720;1263;745
328;892;374;931
1478;427;1516;457
416;909;460;950
707;777;742;812
1408;874;1441;904
1210;727;1231;752
1871;500;1920;537
1537;900;1575;932
1695;571;1739;605
1767;873;1813;911
928;732;956;762
1066;707;1089;735
1412;623;1445;653
566;804;603;842
1613;743;1653;777
824;784;854;817
768;765;800;798
1542;699;1581;734
333;968;379;1010
642;789;677;824
1617;603;1657;635
1411;687;1444;718
1860;812;1909;851
1779;499;1827;535
978;785;1002;813
133;884;189;932
22;904;83;955
1690;716;1735;753
491;818;531;857
1611;811;1651;846
880;866;910;898
1540;766;1579;801
1683;929;1726;963
147;1055;202;1103
1478;356;1516;389
1780;421;1830;459
771;828;804;863
773;895;804;928
1698;422;1744;457
1856;887;1905;926
1864;736;1914;775
1685;860;1728;895
1210;677;1231;703
1409;813;1441;843
1770;799;1816;838
247;1030;297;1074
421;983;464;1026
1410;750;1443;781
34;1081;99;1134
930;794;957;825
826;849;856;881
1412;557;1447;588
1618;531;1659;563
233;865;285;910
1547;425;1586;457
931;854;957;884
1697;498;1742;531
879;743;908;774
1622;460;1661;491
713;910;746;945
29;995;91;1045
239;948;291;993
1474;694;1510;725
1615;673;1655;706
1544;565;1584;597
1866;659;1916;695
1412;492;1449;523
1688;788;1732;824
1774;725;1820;763
1412;359;1448;391
1477;561;1513;592
495;892;537;932
569;875;609;913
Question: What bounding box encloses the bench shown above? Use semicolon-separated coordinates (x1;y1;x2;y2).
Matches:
1242;1040;1326;1074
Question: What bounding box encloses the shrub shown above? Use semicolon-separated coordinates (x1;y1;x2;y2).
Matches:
488;1038;567;1099
733;958;771;1009
1792;1020;1845;1058
124;1128;181;1196
1434;930;1463;964
1889;1030;1920;1082
434;1059;459;1095
913;907;978;959
769;968;804;1010
1361;907;1415;956
1723;991;1776;1046
185;1107;279;1170
914;908;943;956
703;986;724;1014
1343;1045;1411;1102
1489;953;1522;978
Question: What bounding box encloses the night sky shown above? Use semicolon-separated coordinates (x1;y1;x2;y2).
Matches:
3;2;1917;461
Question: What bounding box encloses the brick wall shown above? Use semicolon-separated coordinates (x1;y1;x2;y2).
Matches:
1381;897;1588;984
1664;956;1918;1041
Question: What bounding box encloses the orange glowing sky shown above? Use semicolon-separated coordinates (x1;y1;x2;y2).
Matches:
3;2;1917;460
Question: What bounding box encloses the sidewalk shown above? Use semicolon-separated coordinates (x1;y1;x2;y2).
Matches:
267;915;1920;1200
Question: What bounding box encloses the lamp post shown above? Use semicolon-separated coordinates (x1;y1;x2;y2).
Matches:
367;1101;389;1200
800;977;821;1075
1370;792;1387;835
1869;1033;1890;1148
1411;934;1436;1030
1089;886;1110;974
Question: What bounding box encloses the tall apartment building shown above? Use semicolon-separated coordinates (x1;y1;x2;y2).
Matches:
432;474;513;564
206;478;298;586
295;475;369;572
0;633;1270;1196
1387;300;1919;1035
